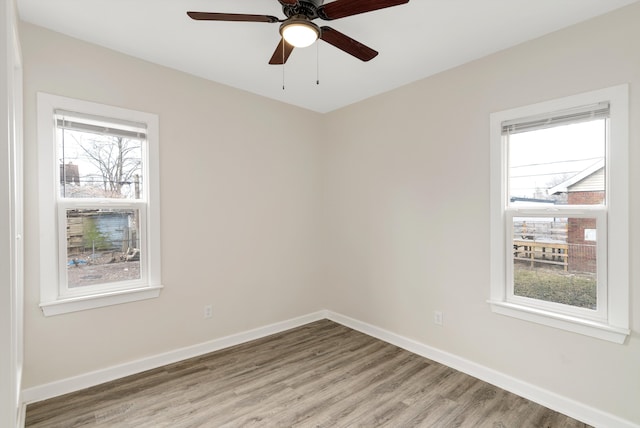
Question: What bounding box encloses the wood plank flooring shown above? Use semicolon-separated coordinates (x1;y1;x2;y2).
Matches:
25;320;591;427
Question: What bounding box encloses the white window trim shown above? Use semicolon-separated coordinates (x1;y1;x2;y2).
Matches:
37;93;163;316
489;84;629;344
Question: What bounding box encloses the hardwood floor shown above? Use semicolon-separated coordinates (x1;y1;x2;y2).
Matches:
25;320;590;427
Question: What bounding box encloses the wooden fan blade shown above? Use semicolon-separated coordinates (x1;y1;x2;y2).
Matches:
318;0;409;20
319;26;378;61
187;12;280;23
269;38;295;64
278;0;299;5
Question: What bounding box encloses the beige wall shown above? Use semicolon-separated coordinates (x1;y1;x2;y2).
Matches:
20;1;640;425
20;23;326;387
323;3;640;424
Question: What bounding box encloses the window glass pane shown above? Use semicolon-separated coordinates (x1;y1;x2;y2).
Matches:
65;208;141;288
57;127;143;199
508;119;605;206
512;216;597;309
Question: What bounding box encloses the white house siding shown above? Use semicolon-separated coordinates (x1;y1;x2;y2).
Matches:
568;167;604;192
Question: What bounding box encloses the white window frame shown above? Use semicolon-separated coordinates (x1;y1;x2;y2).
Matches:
37;93;163;316
489;85;629;343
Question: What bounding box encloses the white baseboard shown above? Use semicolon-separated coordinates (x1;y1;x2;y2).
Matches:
325;310;638;428
21;310;327;405
21;309;637;428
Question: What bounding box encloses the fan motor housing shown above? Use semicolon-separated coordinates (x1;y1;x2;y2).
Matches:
282;0;324;20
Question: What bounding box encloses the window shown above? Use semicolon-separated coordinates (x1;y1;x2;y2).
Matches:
489;85;629;343
38;93;162;316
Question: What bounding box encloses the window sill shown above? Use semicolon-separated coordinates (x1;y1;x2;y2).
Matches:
488;300;629;344
40;285;163;316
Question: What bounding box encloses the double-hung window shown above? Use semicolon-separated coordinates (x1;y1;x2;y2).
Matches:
38;93;162;316
489;85;629;343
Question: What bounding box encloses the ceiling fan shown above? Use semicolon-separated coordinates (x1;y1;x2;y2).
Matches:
187;0;410;65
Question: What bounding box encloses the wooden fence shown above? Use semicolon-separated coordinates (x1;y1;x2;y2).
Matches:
513;220;568;270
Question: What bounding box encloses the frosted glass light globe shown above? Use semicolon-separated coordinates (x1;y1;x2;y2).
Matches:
281;22;319;48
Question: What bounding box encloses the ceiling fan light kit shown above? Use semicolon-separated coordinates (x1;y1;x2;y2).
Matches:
187;0;410;64
280;17;320;48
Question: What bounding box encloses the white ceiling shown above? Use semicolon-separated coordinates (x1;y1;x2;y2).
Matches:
17;0;640;113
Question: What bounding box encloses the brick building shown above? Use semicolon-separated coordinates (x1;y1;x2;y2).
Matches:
548;160;604;273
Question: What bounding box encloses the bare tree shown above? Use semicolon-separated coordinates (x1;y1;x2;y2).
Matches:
75;135;142;198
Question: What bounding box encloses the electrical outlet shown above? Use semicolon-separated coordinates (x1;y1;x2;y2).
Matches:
434;311;443;326
204;304;213;319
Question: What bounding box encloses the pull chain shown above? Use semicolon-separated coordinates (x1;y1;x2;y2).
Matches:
282;40;286;90
316;41;320;85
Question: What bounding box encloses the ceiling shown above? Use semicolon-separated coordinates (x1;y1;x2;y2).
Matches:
17;0;639;113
